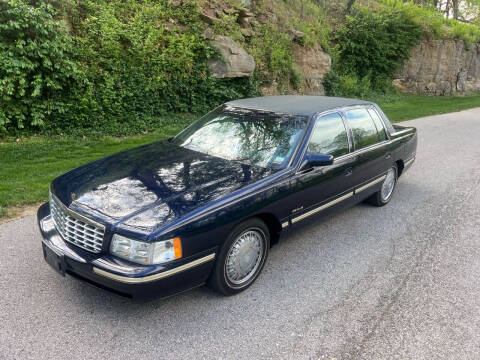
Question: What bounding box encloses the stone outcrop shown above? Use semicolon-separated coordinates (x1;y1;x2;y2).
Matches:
395;39;480;95
199;3;332;92
207;36;255;78
293;44;331;95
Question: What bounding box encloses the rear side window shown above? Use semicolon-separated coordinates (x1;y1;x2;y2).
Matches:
373;105;396;133
308;113;349;157
367;108;388;141
345;108;379;150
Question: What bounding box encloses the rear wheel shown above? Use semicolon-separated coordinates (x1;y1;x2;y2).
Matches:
367;166;397;207
208;218;270;295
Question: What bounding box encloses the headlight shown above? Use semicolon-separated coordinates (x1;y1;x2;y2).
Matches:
110;234;182;265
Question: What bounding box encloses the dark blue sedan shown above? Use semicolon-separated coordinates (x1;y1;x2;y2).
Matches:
38;96;417;299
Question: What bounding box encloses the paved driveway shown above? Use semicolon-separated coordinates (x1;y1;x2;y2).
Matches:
1;108;479;359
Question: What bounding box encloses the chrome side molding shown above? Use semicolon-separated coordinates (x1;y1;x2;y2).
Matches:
286;173;388;226
93;253;216;284
291;192;354;224
404;156;415;167
355;175;387;194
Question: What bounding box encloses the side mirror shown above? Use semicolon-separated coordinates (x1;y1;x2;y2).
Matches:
300;153;334;171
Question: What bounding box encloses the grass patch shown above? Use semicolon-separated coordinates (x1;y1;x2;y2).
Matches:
0;121;190;217
1;94;479;219
378;94;480;122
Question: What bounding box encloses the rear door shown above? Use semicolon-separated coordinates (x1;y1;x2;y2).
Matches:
343;107;389;187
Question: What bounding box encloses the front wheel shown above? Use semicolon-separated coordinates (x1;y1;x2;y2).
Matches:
367;166;397;207
208;218;270;295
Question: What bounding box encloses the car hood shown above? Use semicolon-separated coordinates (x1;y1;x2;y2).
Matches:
51;140;273;232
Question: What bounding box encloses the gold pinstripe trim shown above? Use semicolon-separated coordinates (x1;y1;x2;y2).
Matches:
404;157;415;167
355;175;387;194
291;192;354;224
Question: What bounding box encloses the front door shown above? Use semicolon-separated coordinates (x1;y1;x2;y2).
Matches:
288;112;356;222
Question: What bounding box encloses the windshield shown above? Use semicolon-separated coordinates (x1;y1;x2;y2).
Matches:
173;106;308;169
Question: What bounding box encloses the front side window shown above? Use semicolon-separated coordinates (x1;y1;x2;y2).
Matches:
307;113;349;157
173;106;308;169
345;108;380;150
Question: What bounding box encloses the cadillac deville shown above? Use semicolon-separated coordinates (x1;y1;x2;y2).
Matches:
38;96;417;299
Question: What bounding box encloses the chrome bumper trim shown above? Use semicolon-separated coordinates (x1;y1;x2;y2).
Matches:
40;216;87;263
93;254;216;284
355;175;387;194
292;192;354;224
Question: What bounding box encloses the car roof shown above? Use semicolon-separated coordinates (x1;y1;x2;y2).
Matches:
226;95;373;117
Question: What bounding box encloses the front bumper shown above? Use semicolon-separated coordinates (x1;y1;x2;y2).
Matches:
37;202;216;300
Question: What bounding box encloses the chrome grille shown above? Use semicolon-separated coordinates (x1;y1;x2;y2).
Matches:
49;192;105;253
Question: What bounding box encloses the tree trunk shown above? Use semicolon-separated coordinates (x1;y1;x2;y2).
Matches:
452;0;459;19
445;0;450;18
346;0;356;13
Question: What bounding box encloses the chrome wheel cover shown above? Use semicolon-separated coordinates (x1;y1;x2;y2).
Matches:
225;229;265;286
381;168;396;202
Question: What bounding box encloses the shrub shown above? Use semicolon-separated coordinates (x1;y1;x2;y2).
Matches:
0;0;259;135
0;0;83;131
324;6;422;98
336;7;422;81
323;71;371;98
248;24;297;92
378;0;480;43
56;0;259;131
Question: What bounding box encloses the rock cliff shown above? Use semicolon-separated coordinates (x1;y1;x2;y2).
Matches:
395;39;480;95
201;1;332;95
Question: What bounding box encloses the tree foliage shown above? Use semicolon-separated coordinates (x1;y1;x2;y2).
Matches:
0;0;83;131
324;6;422;97
0;0;259;135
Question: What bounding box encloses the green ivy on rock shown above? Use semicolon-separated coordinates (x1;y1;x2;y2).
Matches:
0;0;259;135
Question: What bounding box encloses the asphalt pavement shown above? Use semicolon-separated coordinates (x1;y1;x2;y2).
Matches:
1;108;479;360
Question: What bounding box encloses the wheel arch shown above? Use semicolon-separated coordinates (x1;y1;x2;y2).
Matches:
248;212;282;246
396;159;404;177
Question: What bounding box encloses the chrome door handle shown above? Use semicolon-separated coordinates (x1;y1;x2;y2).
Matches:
385;153;391;159
344;167;353;176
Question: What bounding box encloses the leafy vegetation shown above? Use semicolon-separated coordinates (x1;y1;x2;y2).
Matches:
264;0;331;48
0;0;83;131
248;25;298;92
378;0;480;44
0;0;259;135
324;6;422;98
